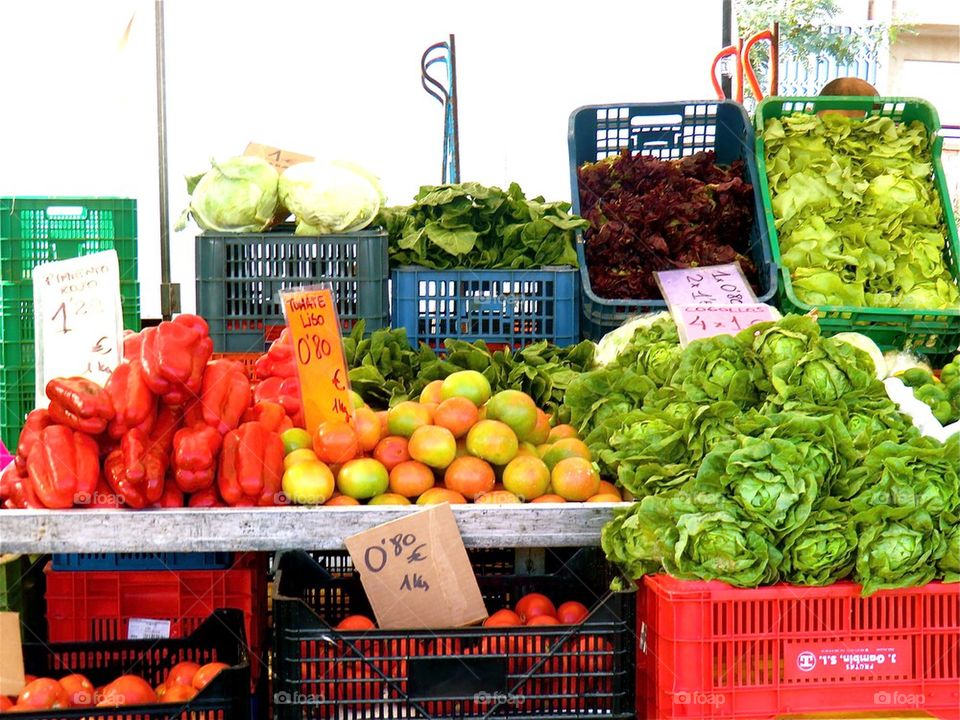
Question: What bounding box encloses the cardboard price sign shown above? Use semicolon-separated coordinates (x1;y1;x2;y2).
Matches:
281;288;354;435
676;303;780;345
344;504;488;629
33;250;123;407
0;611;25;696
244;142;313;172
655;262;758;307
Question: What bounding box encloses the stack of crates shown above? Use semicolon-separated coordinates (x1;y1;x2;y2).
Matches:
0;197;140;451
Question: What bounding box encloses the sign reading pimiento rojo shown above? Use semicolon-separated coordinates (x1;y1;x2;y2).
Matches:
281;287;354;435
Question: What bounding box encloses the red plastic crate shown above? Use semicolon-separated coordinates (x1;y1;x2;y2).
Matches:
44;552;267;688
638;575;960;720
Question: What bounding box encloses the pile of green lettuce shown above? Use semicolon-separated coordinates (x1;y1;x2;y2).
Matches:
763;113;960;310
566;315;959;595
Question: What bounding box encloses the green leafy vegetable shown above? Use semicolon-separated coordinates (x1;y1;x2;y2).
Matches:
853;506;947;595
781;499;857;585
176;156;282;233
763;112;960;310
381;182;586;270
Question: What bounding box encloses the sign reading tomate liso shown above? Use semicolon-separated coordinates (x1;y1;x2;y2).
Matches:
784;639;913;681
281;287;354;435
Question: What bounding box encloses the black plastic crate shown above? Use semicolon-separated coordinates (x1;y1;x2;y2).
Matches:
196;226;390;353
17;609;251;719
273;548;635;719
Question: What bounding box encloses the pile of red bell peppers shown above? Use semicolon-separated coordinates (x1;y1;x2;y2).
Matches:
0;316;302;510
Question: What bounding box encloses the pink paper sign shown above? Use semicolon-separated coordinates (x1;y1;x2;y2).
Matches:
677;304;779;345
0;439;11;471
654;263;757;307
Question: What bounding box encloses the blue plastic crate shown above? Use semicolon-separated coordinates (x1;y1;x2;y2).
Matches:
51;552;233;572
391;266;579;349
568;100;777;340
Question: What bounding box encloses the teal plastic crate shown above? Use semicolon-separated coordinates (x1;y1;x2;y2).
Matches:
755;96;960;357
391;266;579;349
568;101;776;341
196;226;390;353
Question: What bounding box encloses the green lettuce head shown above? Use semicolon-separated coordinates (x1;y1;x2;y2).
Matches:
744;314;820;394
667;502;781;588
846;435;960;514
782;499;857;585
697;435;820;537
177;156;282;233
854;505;947;596
672;334;763;408
938;514;959;583
782;335;877;405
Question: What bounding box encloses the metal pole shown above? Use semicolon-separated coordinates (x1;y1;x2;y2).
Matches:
155;0;179;318
721;0;733;99
448;34;461;184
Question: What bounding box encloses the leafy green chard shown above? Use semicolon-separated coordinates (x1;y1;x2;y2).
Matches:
763;112;959;310
853;506;947;595
781;499;857;585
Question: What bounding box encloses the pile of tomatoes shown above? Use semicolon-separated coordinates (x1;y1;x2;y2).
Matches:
0;661;227;713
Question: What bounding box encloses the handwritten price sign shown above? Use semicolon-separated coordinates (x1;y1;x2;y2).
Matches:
655;263;758;307
282;288;354;434
675;304;779;345
32;250;123;407
344;504;488;629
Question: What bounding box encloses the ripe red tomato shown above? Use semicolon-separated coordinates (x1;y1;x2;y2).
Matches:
164;661;201;689
0;696;14;711
59;674;95;706
483;609;522;627
574;635;614;674
525;615;561;626
161;684;198;704
514;593;556;624
97;675;157;706
18;678;70;709
556;600;590;624
335;615;376;631
191;662;229;691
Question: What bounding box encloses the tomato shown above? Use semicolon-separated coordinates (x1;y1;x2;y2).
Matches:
482;609;522;627
58;674;95;706
335;615;376;631
97;675;157;706
525;615;561;626
18;678;70;709
0;696;13;711
155;684;167;700
164;661;201;689
514;593;556;623
574;635;613;674
556;600;590;624
191;662;229;691
161;684;198;704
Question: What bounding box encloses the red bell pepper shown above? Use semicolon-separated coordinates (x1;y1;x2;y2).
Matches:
242;401;293;434
255;329;297;379
153;482;184;508
172;425;222;494
16;409;51;475
103;428;168;509
0;462;32;509
217;421;284;506
184;359;252;434
254;376;303;427
46;377;116;435
150;404;183;457
25;425;100;508
188;486;225;508
123;329;143;361
89;477;124;509
140;314;214;407
105;361;157;439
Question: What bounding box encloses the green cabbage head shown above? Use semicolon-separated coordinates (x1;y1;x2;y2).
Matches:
279;161;384;235
177;156;281;233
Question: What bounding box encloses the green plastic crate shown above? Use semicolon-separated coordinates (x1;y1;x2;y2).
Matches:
196;226;389;353
0;197;140;451
0;197;138;283
755;97;960;356
0;554;47;641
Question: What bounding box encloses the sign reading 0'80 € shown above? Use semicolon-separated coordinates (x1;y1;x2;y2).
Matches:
281;288;354;434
